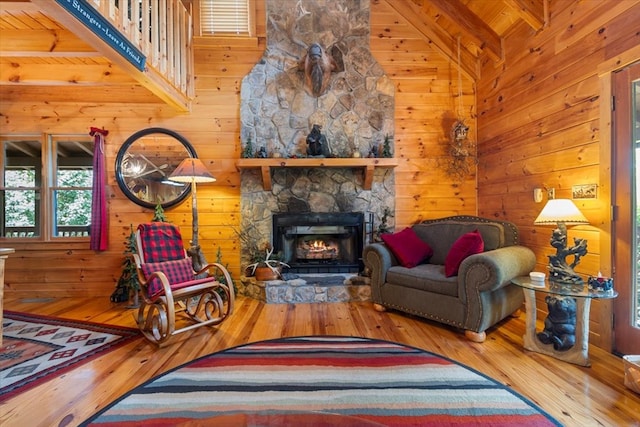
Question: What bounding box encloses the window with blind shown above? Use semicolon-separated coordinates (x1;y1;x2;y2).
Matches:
200;0;251;35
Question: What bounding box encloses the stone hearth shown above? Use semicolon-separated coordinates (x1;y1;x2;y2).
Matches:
239;273;371;304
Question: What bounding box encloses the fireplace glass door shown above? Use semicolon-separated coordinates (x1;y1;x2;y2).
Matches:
273;212;365;274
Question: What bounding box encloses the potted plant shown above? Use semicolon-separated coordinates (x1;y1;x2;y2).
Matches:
246;242;290;280
234;221;289;280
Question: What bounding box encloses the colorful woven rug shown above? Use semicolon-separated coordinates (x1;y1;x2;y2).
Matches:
82;336;560;426
1;311;139;401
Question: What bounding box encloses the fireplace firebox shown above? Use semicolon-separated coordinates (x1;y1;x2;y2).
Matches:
272;212;368;274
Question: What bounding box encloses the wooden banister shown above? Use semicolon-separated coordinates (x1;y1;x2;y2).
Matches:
33;0;194;111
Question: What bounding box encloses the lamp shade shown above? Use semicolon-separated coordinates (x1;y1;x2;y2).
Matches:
169;158;216;183
534;199;589;225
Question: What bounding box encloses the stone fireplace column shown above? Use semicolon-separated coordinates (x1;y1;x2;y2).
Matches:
239;0;395;267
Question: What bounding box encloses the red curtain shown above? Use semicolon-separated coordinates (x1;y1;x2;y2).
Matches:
89;127;108;251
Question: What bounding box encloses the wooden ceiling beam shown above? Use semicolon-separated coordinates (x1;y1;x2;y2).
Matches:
29;0;190;112
428;0;503;63
0;61;137;85
382;0;478;81
0;1;40;13
504;0;547;31
0;29;99;57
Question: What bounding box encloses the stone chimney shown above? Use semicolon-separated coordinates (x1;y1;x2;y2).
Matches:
239;0;395;251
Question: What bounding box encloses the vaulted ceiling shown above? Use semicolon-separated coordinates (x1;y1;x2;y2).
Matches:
0;0;546;110
389;0;546;80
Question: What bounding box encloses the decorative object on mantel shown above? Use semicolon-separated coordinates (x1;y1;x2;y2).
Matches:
382;134;393;158
256;146;268;158
306;124;331;157
168;158;216;274
534;198;589;285
241;136;254;158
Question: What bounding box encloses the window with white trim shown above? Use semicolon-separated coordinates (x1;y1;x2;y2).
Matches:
200;0;251;35
1;134;93;240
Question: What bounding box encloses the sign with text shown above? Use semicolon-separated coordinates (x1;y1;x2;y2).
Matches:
55;0;146;71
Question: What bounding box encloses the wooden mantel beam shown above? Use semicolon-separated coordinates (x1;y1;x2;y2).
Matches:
236;158;399;191
428;0;503;63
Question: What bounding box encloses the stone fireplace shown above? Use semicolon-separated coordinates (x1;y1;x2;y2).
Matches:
238;0;394;302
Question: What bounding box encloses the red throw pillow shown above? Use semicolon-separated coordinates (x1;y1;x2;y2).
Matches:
381;227;434;268
445;229;485;277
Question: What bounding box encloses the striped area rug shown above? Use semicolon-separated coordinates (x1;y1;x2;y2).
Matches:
82;336;561;426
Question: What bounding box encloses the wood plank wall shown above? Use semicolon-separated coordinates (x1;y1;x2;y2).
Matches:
2;0;637;351
372;1;478;226
476;0;640;349
0;0;476;298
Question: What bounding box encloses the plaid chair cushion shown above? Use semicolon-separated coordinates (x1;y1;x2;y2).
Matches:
149;277;215;301
138;223;185;263
141;258;194;298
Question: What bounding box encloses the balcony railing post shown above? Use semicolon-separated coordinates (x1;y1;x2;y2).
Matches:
86;0;193;105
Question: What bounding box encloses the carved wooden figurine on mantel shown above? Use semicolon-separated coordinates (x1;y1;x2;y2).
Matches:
306;124;331;157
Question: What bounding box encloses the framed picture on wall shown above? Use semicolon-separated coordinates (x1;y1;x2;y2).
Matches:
572;184;597;199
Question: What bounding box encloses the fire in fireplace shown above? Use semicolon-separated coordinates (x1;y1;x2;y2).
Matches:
272;212;369;274
296;237;339;260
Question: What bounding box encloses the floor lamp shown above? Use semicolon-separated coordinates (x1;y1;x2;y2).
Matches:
534;198;589;285
169;158;216;273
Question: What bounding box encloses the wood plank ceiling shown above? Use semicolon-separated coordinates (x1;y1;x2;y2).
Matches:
0;0;546;109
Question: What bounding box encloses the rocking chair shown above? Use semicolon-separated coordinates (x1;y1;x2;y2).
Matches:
133;222;234;346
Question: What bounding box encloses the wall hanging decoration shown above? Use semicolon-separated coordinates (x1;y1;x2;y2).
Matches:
447;37;477;181
115;128;196;209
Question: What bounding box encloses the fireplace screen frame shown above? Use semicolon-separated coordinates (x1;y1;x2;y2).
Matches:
272;212;368;274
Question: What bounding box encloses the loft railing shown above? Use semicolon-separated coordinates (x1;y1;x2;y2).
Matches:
85;0;195;103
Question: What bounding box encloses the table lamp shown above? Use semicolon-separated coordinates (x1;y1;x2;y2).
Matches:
534;198;589;285
169;158;216;273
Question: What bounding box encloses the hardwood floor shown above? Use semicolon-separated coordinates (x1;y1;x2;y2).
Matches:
1;295;639;427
